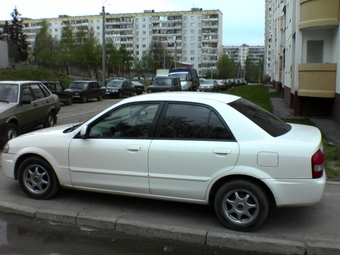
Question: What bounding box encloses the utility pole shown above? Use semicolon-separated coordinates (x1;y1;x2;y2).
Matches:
102;1;108;85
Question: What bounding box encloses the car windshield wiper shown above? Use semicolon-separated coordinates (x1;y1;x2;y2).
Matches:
0;99;9;103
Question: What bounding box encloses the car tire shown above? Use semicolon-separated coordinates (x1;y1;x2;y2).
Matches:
97;94;103;101
18;156;60;199
5;123;19;143
81;95;87;103
43;112;56;128
118;91;123;98
66;97;72;106
214;180;269;231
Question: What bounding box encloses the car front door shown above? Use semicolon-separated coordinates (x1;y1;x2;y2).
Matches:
148;103;239;201
18;84;45;130
68;102;161;194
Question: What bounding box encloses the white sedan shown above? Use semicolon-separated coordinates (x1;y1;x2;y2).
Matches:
1;92;326;231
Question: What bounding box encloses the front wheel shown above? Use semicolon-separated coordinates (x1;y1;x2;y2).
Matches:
214;180;269;231
81;95;87;103
18;156;60;199
5;123;19;143
97;94;103;101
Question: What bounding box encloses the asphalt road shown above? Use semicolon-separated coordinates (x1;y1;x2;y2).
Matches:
1;97;340;255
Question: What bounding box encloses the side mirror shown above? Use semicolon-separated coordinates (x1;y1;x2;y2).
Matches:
80;126;88;138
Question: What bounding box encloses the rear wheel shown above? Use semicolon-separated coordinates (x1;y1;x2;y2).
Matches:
43;112;56;128
214;180;269;231
18;156;60;199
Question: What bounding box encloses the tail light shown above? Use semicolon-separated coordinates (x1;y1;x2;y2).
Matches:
312;149;324;179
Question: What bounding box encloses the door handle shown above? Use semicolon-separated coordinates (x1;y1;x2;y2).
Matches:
126;145;143;152
213;148;231;155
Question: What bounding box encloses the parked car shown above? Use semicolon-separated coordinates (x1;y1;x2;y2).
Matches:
226;79;235;87
105;79;135;98
131;80;145;95
1;92;325;231
42;81;73;105
147;76;181;93
105;77;126;85
65;80;106;103
199;79;219;92
0;81;60;147
216;80;227;91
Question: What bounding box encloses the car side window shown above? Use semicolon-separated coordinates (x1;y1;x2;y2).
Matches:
88;103;160;139
39;84;51;96
159;103;233;140
30;84;46;99
22;86;34;102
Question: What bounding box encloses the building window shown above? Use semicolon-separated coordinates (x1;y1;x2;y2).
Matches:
307;40;323;63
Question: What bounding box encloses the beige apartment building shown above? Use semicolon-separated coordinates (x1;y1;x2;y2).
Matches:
265;0;340;123
0;8;223;77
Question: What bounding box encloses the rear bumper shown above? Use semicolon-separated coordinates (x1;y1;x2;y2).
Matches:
264;174;326;207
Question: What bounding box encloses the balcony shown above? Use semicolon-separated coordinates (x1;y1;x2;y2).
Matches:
298;63;336;98
299;0;339;30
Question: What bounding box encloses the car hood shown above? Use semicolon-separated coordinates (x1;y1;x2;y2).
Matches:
279;123;322;143
0;102;16;113
16;123;81;139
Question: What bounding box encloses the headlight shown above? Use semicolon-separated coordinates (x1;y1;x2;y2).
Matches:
2;142;10;153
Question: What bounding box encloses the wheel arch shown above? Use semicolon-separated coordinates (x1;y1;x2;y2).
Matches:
6;116;19;128
208;175;277;209
14;153;56;181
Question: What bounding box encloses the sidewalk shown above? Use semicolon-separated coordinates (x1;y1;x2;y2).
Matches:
270;97;340;150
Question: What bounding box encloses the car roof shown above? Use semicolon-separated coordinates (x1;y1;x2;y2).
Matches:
0;81;43;85
120;92;240;104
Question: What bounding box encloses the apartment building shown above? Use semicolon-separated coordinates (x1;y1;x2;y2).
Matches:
0;8;223;77
223;44;264;67
265;0;340;123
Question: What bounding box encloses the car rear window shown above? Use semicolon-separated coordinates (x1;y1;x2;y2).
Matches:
229;98;291;137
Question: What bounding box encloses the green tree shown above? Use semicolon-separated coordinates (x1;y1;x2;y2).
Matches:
33;20;57;65
3;7;28;62
76;29;101;78
56;23;76;75
148;39;167;71
217;54;235;79
136;51;155;71
118;46;133;76
106;41;119;77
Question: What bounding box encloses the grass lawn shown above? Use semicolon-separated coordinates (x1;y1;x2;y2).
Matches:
224;84;340;181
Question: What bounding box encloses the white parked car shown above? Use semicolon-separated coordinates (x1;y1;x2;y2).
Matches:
1;92;326;231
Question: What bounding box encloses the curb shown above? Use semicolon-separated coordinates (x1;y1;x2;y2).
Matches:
1;200;339;255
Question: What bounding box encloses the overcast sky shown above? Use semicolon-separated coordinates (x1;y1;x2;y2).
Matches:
0;0;265;46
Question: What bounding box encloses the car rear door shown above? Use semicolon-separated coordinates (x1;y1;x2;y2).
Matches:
148;102;239;201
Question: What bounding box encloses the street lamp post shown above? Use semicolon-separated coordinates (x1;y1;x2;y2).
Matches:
102;1;108;85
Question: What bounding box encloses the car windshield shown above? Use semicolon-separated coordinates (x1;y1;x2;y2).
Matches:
229;98;291;137
107;81;123;87
203;80;214;84
169;73;188;81
69;82;87;89
154;78;172;86
0;84;18;102
131;81;142;86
